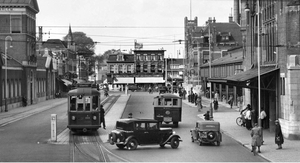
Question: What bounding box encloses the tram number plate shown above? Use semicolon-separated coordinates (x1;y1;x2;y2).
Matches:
85;116;91;120
164;117;172;122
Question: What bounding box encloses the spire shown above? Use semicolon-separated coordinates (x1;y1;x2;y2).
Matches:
68;24;73;42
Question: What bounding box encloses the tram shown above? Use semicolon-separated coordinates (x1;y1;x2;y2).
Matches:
153;93;182;127
67;83;101;133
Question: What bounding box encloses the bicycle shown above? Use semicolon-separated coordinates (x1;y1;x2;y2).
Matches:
236;114;245;127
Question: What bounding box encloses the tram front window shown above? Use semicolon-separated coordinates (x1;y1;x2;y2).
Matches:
85;97;91;111
70;97;76;111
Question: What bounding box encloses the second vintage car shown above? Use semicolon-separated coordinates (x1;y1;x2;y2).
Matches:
190;121;222;146
108;118;182;150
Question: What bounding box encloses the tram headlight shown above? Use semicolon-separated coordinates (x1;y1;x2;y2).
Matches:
93;116;97;120
72;116;76;121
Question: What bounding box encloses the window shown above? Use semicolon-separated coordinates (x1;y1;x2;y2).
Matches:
118;65;123;73
148;123;158;130
151;64;155;73
157;64;162;73
143;64;148;73
135;122;146;130
172;99;178;106
136;64;141;73
85;96;91;111
280;77;285;95
11;15;21;33
110;65;114;73
117;55;123;61
127;65;132;73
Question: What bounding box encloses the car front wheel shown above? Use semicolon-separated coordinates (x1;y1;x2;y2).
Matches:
127;139;138;150
170;137;180;149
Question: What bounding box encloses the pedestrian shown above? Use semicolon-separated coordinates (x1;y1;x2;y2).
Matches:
99;105;106;129
260;108;267;129
251;123;262;155
194;93;198;106
251;109;257;128
197;95;202;111
245;107;252;130
203;111;210;120
183;89;187;100
275;120;284;149
214;91;219;101
227;95;233;108
213;99;218;111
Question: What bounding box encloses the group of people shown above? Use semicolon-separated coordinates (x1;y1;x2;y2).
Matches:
239;104;284;155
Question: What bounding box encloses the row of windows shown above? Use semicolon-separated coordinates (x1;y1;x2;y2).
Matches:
136;55;164;61
1;78;47;100
200;64;242;78
2;79;22;99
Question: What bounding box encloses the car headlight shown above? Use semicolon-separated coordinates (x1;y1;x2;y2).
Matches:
93;116;97;120
172;131;176;134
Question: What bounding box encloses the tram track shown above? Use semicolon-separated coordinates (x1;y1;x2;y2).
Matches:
68;95;128;162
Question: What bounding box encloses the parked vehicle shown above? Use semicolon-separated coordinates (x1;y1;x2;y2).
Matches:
158;86;168;94
108;118;182;150
153;93;182;127
67;83;101;133
190;121;222;146
128;84;140;92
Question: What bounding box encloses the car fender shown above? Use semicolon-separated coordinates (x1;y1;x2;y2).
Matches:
125;135;139;145
162;134;182;144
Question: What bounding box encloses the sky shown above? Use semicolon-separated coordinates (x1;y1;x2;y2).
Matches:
36;0;234;57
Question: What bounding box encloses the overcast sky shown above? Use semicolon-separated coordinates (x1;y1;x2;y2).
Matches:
36;0;234;57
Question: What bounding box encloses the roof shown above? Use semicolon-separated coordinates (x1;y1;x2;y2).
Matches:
225;66;279;82
209;65;279;83
107;54;134;63
0;0;39;13
201;51;243;67
154;93;181;99
42;39;67;50
67;87;100;96
117;118;158;123
204;22;243;45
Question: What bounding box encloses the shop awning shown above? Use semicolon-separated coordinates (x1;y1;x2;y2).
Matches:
209;66;279;84
113;77;134;84
61;79;72;86
136;77;165;83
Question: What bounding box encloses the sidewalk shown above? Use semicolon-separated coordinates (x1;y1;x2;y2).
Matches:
182;97;300;162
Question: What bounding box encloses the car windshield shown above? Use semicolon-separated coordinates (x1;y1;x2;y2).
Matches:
116;121;133;131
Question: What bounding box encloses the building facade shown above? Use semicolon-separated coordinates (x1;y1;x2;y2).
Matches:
0;0;40;111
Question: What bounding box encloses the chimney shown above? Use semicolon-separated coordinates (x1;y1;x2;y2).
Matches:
213;17;216;23
208;17;212;23
229;15;233;23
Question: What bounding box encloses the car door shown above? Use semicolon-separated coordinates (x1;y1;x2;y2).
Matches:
146;122;160;144
134;122;149;144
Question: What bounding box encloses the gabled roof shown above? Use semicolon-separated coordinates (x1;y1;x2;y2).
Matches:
42;39;67;50
0;0;39;13
205;22;243;45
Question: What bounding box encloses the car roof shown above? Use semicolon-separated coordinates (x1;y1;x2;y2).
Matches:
117;118;158;123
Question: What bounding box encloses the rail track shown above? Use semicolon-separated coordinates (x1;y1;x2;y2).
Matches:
68;95;128;162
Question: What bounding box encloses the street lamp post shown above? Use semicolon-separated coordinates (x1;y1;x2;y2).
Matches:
257;0;261;127
208;27;213;119
4;36;13;112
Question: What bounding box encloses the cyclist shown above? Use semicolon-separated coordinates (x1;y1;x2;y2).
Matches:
240;104;251;127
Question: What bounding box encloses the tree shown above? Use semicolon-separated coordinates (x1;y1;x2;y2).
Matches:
63;31;96;77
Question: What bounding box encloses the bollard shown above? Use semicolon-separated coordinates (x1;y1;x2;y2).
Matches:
51;114;57;142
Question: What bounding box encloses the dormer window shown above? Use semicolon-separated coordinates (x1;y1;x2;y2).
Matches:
117;54;124;61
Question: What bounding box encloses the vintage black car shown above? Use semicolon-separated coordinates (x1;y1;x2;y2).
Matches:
190;121;222;146
108;118;182;150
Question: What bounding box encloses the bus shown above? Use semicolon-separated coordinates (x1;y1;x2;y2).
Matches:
153;93;182;127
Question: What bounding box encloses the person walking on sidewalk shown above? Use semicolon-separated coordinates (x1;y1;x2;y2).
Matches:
213;99;218;111
99;105;106;129
227;95;233;108
275;120;284;149
251;123;262;155
245;106;252;130
197;95;202;111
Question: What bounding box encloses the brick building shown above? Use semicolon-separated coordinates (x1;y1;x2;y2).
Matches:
0;0;40;111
